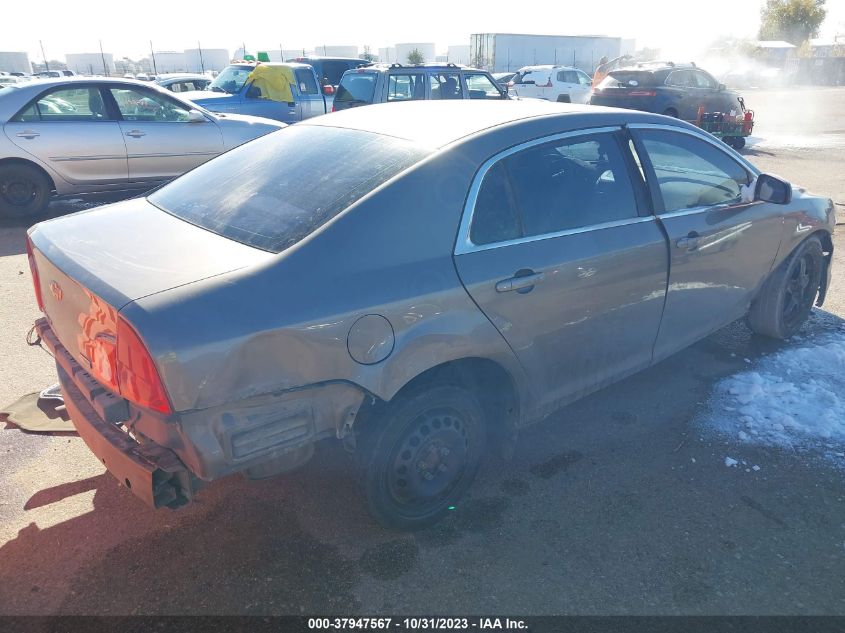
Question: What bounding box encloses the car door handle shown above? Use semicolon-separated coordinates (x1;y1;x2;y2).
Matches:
496;271;545;293
676;232;701;250
125;130;146;138
16;130;40;139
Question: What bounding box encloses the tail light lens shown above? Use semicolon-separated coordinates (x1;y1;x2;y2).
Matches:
25;236;44;312
77;289;172;414
117;316;172;414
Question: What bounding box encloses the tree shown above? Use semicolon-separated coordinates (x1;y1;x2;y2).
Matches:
407;48;425;65
360;45;376;62
759;0;827;45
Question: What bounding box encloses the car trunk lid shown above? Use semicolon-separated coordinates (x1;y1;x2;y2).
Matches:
28;196;272;371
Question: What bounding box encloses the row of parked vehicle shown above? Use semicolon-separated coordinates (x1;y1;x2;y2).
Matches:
0;55;748;220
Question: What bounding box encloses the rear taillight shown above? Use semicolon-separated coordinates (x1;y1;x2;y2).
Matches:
25;236;45;312
117;316;172;414
628;90;657;96
331;104;337;112
78;289;172;414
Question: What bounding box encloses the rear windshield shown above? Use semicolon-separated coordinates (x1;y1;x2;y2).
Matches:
148;125;430;253
599;71;656;89
336;72;377;104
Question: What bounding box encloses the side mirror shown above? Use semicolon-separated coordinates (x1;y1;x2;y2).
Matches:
718;83;726;90
755;174;792;204
187;109;206;123
322;84;335;96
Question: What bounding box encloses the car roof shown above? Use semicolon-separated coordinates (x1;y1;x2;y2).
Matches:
363;63;477;73
518;65;579;71
304;100;681;149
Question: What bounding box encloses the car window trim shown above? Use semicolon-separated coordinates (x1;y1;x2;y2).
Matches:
455;125;650;256
628;124;759;217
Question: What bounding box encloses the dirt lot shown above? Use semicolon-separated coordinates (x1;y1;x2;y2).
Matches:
1;88;844;615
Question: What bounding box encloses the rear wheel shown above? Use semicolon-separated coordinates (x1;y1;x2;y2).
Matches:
556;94;571;103
747;236;824;339
361;385;486;530
0;163;51;221
662;108;679;118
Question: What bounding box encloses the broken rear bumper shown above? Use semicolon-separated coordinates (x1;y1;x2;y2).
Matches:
35;318;193;509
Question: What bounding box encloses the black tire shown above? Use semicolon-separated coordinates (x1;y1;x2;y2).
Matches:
747;236;824;339
662;108;679;118
361;385;486;531
732;136;746;150
0;163;51;220
556;94;571;103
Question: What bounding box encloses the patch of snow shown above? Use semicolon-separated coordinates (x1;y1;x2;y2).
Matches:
725;456;739;467
699;326;845;463
752;465;761;471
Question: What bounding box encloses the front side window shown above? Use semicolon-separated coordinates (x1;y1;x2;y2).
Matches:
576;70;592;86
109;87;190;121
387;74;425;101
14;87;110;122
295;69;319;95
429;73;463;100
149;126;431;253
464;73;503;100
559;70;579;84
470;132;639;244
693;71;717;89
637;130;751;211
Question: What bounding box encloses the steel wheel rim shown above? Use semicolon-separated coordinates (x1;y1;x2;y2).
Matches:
387;406;470;512
783;252;816;329
1;178;37;207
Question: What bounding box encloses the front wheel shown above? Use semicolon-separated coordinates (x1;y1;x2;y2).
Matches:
747;236;824;339
0;163;51;221
361;385;487;530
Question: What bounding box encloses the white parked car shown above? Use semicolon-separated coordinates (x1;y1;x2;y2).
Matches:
509;65;593;104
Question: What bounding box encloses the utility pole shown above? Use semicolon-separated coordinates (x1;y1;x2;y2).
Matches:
280;43;284;61
149;40;158;75
198;41;205;73
99;40;108;76
39;40;49;71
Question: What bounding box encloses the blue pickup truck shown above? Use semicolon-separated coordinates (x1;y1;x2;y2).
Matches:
181;62;328;123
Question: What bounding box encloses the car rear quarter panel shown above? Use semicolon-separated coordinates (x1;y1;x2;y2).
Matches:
124;148;530;418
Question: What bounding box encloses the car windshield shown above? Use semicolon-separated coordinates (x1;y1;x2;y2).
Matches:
208;65;253;94
336;72;377;104
148;125;431;253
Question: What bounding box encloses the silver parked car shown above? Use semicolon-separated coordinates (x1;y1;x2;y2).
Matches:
0;77;284;218
154;73;212;93
27;101;834;529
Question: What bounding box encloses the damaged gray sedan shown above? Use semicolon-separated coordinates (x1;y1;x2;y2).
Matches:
27;100;834;529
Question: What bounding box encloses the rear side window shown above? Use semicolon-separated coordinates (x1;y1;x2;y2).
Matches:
149;126;431;253
464;73;503;100
336;72;377;104
14;87;110;122
295;69;319;95
471;132;639;244
430;73;463;100
637;130;750;211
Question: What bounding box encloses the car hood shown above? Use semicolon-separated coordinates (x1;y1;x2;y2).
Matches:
29;196;273;311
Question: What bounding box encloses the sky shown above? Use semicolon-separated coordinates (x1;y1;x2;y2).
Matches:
5;0;845;62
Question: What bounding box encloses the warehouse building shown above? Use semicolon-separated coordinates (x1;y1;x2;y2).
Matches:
184;48;229;73
0;51;32;74
65;52;115;75
469;33;633;73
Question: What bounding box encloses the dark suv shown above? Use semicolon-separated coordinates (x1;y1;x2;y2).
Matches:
333;63;507;111
286;56;372;88
590;62;744;120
